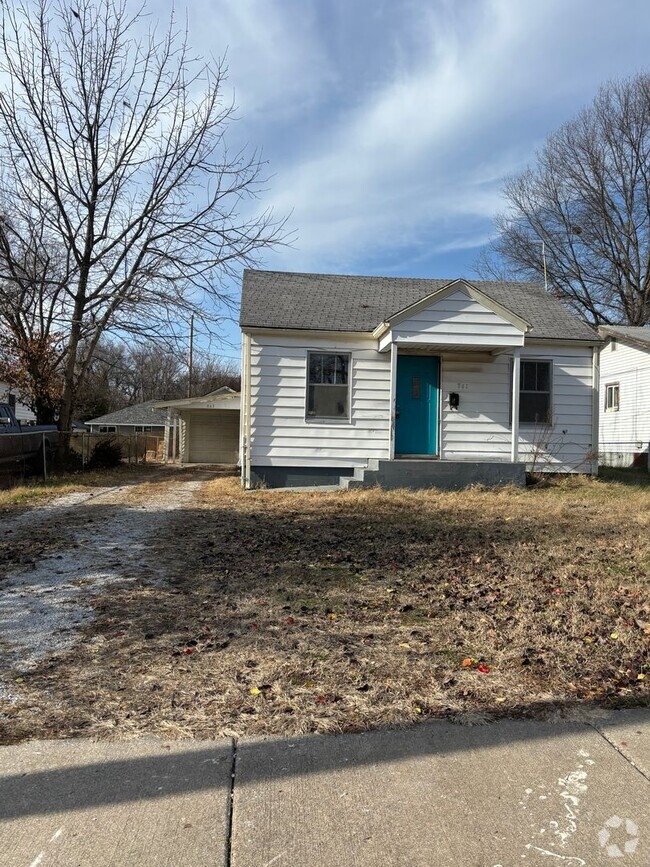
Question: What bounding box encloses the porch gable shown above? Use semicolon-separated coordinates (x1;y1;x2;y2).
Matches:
376;280;530;352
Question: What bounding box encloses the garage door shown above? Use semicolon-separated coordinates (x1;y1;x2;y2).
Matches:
185;409;240;464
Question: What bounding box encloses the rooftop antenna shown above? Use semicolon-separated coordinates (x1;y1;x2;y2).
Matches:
541;240;548;292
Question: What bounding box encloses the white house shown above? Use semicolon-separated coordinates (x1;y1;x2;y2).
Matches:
598;325;650;468
238;271;601;490
0;381;36;424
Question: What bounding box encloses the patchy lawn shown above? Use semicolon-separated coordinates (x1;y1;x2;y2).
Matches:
0;463;159;513
1;472;648;742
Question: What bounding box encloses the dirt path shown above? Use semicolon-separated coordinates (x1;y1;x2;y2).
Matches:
0;469;212;700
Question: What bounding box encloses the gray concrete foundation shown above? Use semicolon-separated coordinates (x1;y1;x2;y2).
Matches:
345;459;526;491
250;465;353;488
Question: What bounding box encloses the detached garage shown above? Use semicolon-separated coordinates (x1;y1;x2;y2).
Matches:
156;387;240;465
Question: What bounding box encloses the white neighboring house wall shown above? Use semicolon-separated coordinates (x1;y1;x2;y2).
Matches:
599;338;650;467
244;331;596;476
0;382;36;424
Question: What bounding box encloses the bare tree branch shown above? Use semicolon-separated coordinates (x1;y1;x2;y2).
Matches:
0;0;287;430
476;73;650;326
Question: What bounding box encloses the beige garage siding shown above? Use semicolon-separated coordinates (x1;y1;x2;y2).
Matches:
183;409;240;464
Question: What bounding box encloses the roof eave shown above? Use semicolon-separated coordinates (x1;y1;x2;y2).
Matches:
241;325;375;338
598;327;650;352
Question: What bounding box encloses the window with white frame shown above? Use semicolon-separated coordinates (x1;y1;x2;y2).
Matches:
519;360;552;425
306;352;350;419
605;383;619;412
99;425;117;433
134;425;153;432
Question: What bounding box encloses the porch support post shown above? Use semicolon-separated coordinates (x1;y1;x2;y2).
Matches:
174;415;180;463
511;348;521;463
389;342;397;459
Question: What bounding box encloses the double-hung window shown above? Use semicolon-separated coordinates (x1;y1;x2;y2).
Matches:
306;352;350;419
519;360;552;425
605;383;619;412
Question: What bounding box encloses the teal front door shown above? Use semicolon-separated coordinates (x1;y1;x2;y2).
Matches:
395;356;440;455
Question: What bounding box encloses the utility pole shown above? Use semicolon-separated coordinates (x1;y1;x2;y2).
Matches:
187;314;194;398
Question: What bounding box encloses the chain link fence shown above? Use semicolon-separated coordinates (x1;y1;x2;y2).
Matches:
0;429;167;488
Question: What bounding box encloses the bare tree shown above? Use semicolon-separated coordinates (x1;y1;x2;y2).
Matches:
478;73;650;326
0;0;284;439
73;338;240;420
191;356;240;395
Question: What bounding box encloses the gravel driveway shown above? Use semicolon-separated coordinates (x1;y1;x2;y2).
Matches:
0;469;212;700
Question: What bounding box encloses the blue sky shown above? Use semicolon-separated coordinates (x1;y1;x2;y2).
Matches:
172;0;650;360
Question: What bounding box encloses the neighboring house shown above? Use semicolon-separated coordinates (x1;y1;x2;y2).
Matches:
155;387;240;464
0;382;36;424
598;325;650;468
238;271;601;489
86;400;168;436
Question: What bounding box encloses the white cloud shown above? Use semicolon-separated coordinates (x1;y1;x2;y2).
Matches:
183;0;335;121
169;0;650;276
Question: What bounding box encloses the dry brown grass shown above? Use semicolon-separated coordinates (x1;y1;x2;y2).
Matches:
0;463;159;512
2;472;649;742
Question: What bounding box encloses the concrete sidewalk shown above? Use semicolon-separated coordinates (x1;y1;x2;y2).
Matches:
1;710;648;866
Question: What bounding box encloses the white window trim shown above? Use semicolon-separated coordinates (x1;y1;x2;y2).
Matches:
604;382;620;413
98;425;117;433
305;350;352;424
518;358;554;428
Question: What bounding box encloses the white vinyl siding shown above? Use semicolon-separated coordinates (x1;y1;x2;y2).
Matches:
441;345;594;472
249;333;391;467
182;409;240;464
389;288;524;348
247;333;595;473
599;339;650;467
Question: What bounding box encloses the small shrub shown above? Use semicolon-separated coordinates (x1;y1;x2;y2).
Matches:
51;448;84;474
88;438;123;469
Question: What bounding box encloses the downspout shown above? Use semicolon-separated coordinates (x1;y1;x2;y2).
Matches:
239;336;246;485
243;332;252;489
591;344;600;476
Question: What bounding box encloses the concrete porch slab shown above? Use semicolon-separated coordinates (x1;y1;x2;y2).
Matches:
231;718;650;867
0;738;233;867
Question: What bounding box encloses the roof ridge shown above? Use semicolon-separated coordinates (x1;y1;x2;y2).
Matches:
244;268;543;289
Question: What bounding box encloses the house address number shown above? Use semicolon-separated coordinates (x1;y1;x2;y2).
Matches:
455;383;470;390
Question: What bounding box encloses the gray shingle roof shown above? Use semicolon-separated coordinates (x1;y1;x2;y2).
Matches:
87;400;168;426
240;270;599;342
599;325;650;350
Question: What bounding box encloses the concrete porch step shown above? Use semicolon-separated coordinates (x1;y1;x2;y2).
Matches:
341;459;526;492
